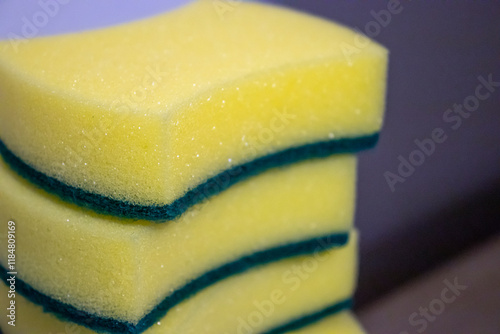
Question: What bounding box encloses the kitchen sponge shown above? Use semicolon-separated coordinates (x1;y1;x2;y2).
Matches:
0;0;387;219
287;311;365;334
0;236;357;334
0;154;356;325
0;282;361;334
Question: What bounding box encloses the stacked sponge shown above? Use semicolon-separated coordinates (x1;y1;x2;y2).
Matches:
0;1;387;333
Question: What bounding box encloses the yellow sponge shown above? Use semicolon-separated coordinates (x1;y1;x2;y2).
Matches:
0;0;387;215
0;236;357;334
288;312;365;334
0;154;356;325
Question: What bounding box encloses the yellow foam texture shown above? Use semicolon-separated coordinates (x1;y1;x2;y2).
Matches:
0;154;356;323
0;237;357;334
288;312;365;334
0;0;387;206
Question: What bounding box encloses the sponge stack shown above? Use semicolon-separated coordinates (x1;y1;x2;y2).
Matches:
0;1;387;333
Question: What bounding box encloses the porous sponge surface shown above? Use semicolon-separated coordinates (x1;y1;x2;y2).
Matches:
0;298;361;334
0;237;357;334
0;0;387;206
0;155;356;323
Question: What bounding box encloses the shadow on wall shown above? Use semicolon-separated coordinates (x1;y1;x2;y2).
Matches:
356;181;500;307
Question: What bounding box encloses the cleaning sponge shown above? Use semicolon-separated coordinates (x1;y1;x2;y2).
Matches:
0;235;358;334
0;1;387;219
287;311;365;334
0;154;356;325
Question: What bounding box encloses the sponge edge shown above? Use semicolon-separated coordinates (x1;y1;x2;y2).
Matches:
0;154;356;323
0;237;357;334
287;312;365;334
0;309;365;334
0;287;360;334
0;0;387;206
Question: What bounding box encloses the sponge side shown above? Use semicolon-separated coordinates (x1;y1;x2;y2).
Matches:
0;236;356;333
139;155;356;319
0;158;143;320
164;54;386;207
288;311;365;334
141;233;358;334
0;155;356;323
0;1;387;206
